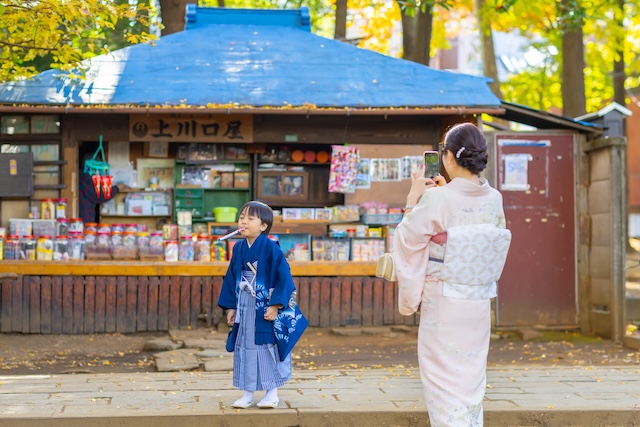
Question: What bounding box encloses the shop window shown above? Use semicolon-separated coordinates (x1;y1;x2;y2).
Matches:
1;116;29;135
31;115;61;134
0;115;60;135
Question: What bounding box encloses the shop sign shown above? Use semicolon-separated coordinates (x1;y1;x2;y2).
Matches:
129;114;253;143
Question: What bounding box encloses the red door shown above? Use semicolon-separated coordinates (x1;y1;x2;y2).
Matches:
495;133;577;327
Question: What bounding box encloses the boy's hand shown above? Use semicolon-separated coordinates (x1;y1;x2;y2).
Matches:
264;305;279;321
226;309;236;325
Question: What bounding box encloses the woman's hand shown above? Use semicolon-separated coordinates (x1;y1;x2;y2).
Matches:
264;305;279;321
406;165;437;205
433;174;447;187
226;309;236;325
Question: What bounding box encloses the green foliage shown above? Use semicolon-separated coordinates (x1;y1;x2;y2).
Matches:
492;0;639;112
0;0;159;83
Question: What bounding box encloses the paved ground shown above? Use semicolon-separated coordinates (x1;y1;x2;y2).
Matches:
1;366;640;426
2;326;639;375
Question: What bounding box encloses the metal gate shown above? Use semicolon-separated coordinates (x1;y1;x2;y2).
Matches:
495;132;577;327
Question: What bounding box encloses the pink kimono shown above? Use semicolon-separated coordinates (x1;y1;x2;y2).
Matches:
393;177;506;427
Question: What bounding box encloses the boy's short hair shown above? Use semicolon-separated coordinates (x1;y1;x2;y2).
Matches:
239;201;274;234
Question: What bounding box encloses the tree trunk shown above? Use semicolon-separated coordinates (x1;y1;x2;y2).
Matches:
398;2;416;61
413;5;433;66
159;0;196;36
613;0;626;106
334;0;347;40
560;0;586;117
401;14;417;62
474;0;503;99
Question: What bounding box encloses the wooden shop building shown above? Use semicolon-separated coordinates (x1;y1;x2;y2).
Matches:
0;6;512;334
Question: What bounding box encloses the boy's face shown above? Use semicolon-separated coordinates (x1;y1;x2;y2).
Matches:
238;208;267;243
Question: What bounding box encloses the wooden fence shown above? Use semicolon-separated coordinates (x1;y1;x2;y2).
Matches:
0;276;418;334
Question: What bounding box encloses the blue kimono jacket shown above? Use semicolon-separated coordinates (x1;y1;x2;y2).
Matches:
218;234;296;345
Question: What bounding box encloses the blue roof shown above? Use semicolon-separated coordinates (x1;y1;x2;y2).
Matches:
0;7;500;110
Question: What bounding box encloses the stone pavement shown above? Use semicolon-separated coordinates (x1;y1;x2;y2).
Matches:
1;366;640;426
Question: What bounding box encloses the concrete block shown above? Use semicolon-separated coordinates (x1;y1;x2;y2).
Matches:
330;328;362;336
143;339;182;351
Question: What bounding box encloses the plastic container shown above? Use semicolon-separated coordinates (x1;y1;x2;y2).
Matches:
164;240;179;262
83;230;96;246
178;224;192;239
111;223;125;234
4;235;20;260
211;239;226;261
36;235;54;260
163;224;178;241
69;234;85;260
20;235;36;260
54;236;69;261
56;218;69;237
179;236;195;261
41;199;55;220
196;235;211;262
137;231;150;250
111;231;123;247
55;198;67;219
97;223;111;233
85;222;98;233
125;224;138;233
69;218;84;234
96;231;111;249
149;231;164;255
213;207;238;223
123;231;137;247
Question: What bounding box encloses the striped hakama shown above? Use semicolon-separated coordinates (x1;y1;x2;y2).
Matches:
233;286;292;391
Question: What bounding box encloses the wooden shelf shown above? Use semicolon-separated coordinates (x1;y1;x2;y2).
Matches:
204;187;250;191
33;184;66;190
258;161;328;166
176;159;250;165
100;214;170;218
120;188;172;193
34;160;67;166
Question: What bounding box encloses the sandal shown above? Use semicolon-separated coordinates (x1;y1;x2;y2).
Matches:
257;399;279;409
231;398;254;409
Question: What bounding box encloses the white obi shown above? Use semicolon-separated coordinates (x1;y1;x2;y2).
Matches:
428;224;512;300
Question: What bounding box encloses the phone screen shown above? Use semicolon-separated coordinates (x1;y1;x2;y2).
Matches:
424;151;440;178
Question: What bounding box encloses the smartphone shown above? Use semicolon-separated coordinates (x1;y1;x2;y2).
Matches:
424;151;440;179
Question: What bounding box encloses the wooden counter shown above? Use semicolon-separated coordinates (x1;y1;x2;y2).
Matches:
0;260;376;277
0;260;415;335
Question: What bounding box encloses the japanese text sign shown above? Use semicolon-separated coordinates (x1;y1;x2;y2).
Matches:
129;114;253;143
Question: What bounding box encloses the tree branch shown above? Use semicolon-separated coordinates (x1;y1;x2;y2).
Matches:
0;40;58;52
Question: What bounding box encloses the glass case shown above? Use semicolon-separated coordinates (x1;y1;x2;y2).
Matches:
256;170;309;204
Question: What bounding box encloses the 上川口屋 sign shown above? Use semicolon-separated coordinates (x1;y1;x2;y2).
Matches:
129;114;253;143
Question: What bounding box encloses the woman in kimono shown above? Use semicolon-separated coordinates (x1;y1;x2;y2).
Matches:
218;201;296;409
393;123;507;426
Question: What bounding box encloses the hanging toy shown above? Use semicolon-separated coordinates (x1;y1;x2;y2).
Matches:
84;135;111;197
103;175;113;199
92;174;101;197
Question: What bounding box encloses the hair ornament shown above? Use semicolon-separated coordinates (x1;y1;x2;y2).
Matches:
455;147;466;158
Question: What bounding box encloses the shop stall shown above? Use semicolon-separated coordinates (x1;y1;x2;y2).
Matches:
0;6;503;333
